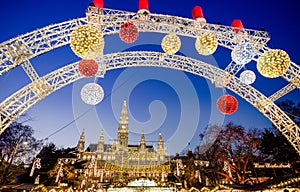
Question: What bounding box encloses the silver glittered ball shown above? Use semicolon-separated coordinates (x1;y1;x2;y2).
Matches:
80;83;104;105
239;70;256;85
231;41;255;65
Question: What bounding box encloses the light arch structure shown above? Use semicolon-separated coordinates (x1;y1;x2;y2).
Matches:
0;7;299;153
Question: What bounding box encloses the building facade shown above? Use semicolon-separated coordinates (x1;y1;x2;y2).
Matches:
76;100;169;183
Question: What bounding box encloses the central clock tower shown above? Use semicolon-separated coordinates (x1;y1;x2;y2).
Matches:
117;99;129;149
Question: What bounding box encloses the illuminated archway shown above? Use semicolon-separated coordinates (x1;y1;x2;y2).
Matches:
0;7;299;154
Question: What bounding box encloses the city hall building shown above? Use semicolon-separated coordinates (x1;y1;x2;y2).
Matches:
75;100;169;183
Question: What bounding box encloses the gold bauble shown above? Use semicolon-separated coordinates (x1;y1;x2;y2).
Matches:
257;49;290;78
70;25;104;59
195;33;218;56
161;33;181;55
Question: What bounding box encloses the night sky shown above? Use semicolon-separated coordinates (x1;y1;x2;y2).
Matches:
0;0;299;155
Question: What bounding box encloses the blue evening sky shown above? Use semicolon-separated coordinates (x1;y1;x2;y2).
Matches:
0;0;299;155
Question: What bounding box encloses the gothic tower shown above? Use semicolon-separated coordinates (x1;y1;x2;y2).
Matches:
77;129;85;153
139;132;146;152
117;99;129;150
96;130;104;159
157;132;165;161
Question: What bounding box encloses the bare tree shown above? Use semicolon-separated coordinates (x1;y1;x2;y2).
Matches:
197;123;261;185
0;122;43;184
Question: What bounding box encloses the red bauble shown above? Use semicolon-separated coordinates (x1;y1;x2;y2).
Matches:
119;22;139;43
78;59;98;77
217;95;238;115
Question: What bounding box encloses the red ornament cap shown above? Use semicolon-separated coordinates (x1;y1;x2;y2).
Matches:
231;19;244;33
138;0;149;12
192;6;204;19
78;59;99;77
192;6;206;23
217;95;238;115
139;0;149;10
93;0;104;8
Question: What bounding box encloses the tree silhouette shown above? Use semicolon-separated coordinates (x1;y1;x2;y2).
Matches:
197;123;261;185
0;121;42;184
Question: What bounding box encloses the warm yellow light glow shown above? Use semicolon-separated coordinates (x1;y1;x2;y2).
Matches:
161;33;181;54
70;25;104;59
195;33;218;56
257;49;290;78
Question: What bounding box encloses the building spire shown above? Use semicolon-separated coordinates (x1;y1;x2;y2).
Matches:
80;129;85;140
99;130;104;142
77;129;85;153
140;132;146;151
119;99;128;125
97;130;104;154
158;132;163;145
117;99;129;149
157;132;165;162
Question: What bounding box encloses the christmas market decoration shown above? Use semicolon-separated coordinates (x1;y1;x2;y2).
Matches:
257;49;290;78
119;22;139;43
239;70;256;85
138;0;150;14
81;83;104;105
231;19;244;33
195;33;218;56
70;25;104;60
93;0;104;8
231;41;255;65
192;6;206;23
161;33;181;54
30;184;48;192
78;59;98;77
217;95;238;114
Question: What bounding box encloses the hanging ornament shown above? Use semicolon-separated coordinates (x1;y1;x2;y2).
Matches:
217;95;238;115
161;33;181;55
78;59;98;77
257;49;290;78
119;22;139;43
231;41;255;65
239;70;256;85
195;33;218;56
70;25;104;60
81;83;104;105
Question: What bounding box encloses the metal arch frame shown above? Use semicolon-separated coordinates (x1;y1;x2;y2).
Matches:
0;8;298;98
0;51;299;154
0;7;299;154
0;8;298;86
